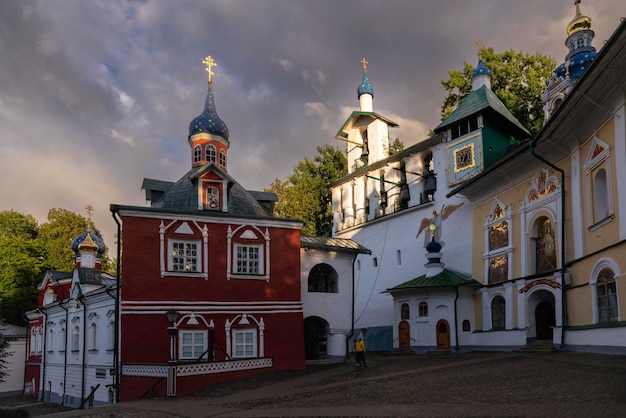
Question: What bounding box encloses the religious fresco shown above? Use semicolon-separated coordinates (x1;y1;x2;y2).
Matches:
535;216;556;273
527;168;558;203
488;255;508;284
489;221;509;251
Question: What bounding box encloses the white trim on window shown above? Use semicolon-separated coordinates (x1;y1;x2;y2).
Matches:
227;225;270;281
159;220;209;280
232;328;257;358
179;330;207;360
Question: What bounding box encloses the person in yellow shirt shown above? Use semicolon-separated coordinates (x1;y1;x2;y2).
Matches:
354;337;367;367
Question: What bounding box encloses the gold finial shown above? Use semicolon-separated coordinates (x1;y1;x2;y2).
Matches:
361;58;368;72
475;39;484;59
574;0;581;17
202;55;217;84
85;204;93;222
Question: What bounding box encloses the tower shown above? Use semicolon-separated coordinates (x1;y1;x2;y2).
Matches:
542;0;597;123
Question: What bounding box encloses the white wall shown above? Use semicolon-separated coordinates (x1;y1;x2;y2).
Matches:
0;338;26;396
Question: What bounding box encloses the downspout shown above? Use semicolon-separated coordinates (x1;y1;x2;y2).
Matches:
111;207;122;403
79;295;87;408
530;140;566;349
39;308;47;402
59;298;70;406
454;286;460;352
345;253;358;361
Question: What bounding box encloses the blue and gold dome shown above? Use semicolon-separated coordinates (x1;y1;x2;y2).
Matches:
357;58;374;98
472;59;492;78
71;229;106;255
188;83;230;140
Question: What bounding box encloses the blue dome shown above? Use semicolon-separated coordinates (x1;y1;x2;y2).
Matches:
357;71;374;98
472;59;492;78
71;229;106;254
188;83;229;140
426;237;442;253
554;50;597;80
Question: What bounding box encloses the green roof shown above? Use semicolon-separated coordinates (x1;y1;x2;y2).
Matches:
383;268;480;293
434;85;529;136
301;236;371;254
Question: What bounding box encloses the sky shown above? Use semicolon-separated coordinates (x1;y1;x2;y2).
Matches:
1;0;625;253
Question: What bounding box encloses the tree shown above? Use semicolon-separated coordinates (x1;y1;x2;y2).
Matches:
0;334;10;384
0;210;43;326
441;47;556;136
267;144;347;237
389;138;405;156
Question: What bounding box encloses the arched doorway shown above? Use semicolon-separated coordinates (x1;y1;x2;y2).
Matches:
436;319;450;350
535;302;555;340
398;320;410;349
304;316;329;360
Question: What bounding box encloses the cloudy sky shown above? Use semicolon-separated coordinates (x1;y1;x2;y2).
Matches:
1;0;625;251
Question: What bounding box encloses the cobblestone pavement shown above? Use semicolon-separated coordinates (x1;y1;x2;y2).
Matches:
6;350;626;417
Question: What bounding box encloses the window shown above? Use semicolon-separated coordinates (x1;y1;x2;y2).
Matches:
235;244;261;274
597;268;618;322
193;145;202;163
462;320;471;332
593;168;609;223
170;240;199;272
179;330;207;360
107;321;115;351
418;301;428;317
89;323;97;351
491;296;506;330
59;327;66;352
307;264;338;293
72;326;80;351
233;329;256;358
205;144;216;163
206;186;219;210
219;149;226;166
47;328;54;352
401;303;410;320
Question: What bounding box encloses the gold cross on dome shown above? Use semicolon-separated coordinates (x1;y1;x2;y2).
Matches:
475;39;484;59
202;55;217;83
85;204;94;222
361;58;368;72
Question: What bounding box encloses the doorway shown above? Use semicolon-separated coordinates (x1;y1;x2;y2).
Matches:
436;319;450;350
304;316;329;360
398;321;410;349
535;302;555;340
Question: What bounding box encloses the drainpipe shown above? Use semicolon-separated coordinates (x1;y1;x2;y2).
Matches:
59;298;70;406
530;140;566;349
79;295;87;409
111;208;122;403
39;308;47;402
454;286;460;352
345;253;358;361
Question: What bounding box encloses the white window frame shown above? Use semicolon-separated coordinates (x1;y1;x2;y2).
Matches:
205;144;216;163
169;239;200;273
46;326;54;352
219;149;226;166
235;244;262;275
59;326;66;352
232;328;257;358
178;330;207;360
89;323;97;351
590;259;621;324
584;134;613;229
72;326;80;352
227;226;270;281
193;145;202;163
159;220;209;280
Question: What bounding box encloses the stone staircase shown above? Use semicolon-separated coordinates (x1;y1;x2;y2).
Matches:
519;339;557;352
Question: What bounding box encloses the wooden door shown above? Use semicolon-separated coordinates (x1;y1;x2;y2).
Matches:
535;302;555;340
398;320;410;349
436;319;450;350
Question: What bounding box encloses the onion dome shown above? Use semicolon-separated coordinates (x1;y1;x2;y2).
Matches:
188;83;230;140
357;58;374;98
72;229;106;254
472;59;492;78
567;0;591;36
426;236;442;253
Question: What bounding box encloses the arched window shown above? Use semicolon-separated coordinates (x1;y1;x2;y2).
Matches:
596;268;618;322
193;145;202;163
462;319;471;332
205;144;216;162
534;216;556;274
72;326;80;351
593;168;609;223
400;303;410;320
491;296;506;330
47;328;54;352
418;301;428;317
89;323;97;351
219;149;226;166
107;321;115;350
59;326;66;351
307;264;338;293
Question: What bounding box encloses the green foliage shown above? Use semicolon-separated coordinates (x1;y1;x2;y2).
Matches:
440;47;556;136
0;334;11;383
267;144;347;237
389;138;405;156
0;211;43;325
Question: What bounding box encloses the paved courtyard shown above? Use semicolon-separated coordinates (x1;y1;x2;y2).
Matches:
5;350;626;417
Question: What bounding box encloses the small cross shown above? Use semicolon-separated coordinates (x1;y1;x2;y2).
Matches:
475;39;484;59
85;204;94;222
361;58;368;72
202;55;217;83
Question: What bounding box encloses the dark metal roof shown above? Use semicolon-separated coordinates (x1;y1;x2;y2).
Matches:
0;323;27;338
301;236;371;254
383;268;480;293
434;85;529;136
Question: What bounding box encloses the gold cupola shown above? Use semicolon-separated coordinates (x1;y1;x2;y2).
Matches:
567;0;591;35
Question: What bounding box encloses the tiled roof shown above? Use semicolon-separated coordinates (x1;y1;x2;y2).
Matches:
383;268;480;293
301;236;371;254
434;85;529;136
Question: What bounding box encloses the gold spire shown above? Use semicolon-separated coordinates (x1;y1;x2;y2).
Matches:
567;0;591;36
202;55;217;84
78;232;98;253
361;58;368;72
475;39;484;60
